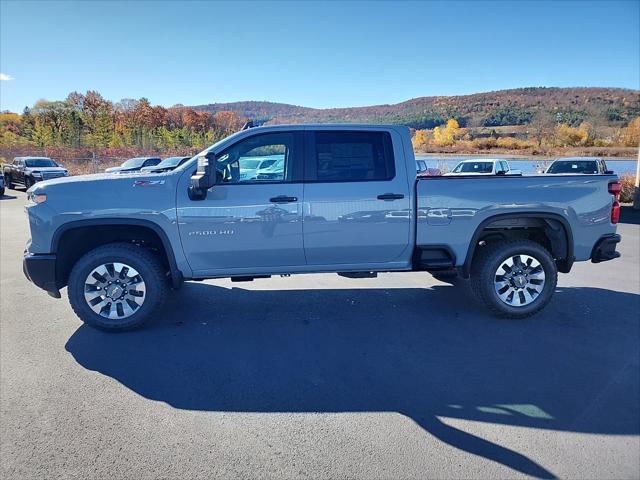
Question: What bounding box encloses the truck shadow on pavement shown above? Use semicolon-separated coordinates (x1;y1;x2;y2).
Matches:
66;283;640;479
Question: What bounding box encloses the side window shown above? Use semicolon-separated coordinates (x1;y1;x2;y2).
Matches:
311;131;395;182
216;132;294;184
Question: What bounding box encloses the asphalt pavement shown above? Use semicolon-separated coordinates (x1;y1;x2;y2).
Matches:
1;189;639;479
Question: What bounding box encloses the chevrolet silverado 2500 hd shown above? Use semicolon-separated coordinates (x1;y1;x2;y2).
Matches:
23;124;622;331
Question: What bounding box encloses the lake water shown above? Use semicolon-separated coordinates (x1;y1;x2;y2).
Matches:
415;155;638;175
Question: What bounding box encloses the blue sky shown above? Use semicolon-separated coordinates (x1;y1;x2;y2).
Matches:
1;0;638;112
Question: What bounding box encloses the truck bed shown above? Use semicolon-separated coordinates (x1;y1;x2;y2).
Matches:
416;174;617;267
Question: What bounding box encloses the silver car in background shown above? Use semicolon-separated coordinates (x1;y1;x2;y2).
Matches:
546;157;611;175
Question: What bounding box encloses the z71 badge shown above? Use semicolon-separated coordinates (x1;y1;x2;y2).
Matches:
133;180;166;187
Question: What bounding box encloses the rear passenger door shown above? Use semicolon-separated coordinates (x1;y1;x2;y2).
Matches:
302;129;412;267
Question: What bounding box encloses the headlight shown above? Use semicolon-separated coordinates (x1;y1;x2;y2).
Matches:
27;191;47;204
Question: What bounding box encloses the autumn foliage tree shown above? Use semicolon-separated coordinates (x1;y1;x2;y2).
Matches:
433;119;461;146
554;122;594;147
619;117;640;147
0;91;247;152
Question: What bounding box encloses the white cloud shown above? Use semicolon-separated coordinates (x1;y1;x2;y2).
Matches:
0;73;14;81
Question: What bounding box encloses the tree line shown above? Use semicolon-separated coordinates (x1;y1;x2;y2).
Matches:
412;115;640;152
0;91;247;151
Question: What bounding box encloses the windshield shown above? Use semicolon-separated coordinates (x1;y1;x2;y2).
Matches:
547;160;598;174
239;159;262;170
453;161;493;173
156;157;184;168
258;159;276;169
25;158;58;168
121;158;148;168
260;158;285;171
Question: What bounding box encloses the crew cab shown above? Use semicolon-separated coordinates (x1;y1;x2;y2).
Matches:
3;157;68;189
22;125;622;331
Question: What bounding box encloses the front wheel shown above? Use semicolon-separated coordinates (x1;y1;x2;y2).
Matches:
68;243;169;331
470;240;557;318
6;174;14;189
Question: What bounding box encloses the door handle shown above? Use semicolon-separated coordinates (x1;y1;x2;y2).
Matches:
270;195;298;203
377;193;405;201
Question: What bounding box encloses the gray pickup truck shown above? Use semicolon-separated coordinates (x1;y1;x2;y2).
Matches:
22;125;622;331
4;157;69;189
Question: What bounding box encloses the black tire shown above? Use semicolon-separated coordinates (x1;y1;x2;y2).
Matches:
470;239;557;318
0;187;4;197
24;176;34;190
68;243;168;331
6;174;14;189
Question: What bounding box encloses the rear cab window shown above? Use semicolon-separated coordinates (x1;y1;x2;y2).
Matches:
306;131;395;182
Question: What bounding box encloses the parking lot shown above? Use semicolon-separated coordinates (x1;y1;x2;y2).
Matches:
1;189;639;479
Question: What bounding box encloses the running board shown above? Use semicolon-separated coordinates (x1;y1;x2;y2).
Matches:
337;272;378;279
231;275;271;282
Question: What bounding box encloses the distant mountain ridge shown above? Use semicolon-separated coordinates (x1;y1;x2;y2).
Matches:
193;87;640;129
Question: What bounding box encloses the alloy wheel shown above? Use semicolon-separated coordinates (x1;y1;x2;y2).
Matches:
494;254;546;307
84;262;146;319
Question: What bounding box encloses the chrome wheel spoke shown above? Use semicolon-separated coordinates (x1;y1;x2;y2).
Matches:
494;253;545;308
84;262;146;321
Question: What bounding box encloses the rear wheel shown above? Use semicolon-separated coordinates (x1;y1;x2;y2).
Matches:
68;243;168;331
470;240;557;318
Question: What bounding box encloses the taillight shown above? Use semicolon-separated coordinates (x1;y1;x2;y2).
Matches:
609;181;621;224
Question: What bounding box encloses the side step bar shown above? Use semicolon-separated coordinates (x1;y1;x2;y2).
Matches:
337;272;378;279
231;275;271;282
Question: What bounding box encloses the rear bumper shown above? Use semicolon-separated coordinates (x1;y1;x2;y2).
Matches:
591;234;621;263
23;252;61;298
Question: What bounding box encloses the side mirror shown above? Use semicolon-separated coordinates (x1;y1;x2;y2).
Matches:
188;151;217;200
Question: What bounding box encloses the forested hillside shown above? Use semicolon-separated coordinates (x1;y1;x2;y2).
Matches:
0;87;637;174
194;87;640;129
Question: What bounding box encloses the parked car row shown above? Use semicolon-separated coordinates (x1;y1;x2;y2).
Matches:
0;154;617;195
104;156;192;174
416;157;612;177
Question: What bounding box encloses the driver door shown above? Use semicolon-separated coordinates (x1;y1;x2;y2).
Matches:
176;131;305;276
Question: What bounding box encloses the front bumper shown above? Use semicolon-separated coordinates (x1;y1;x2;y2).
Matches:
23;252;61;298
591;234;621;263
